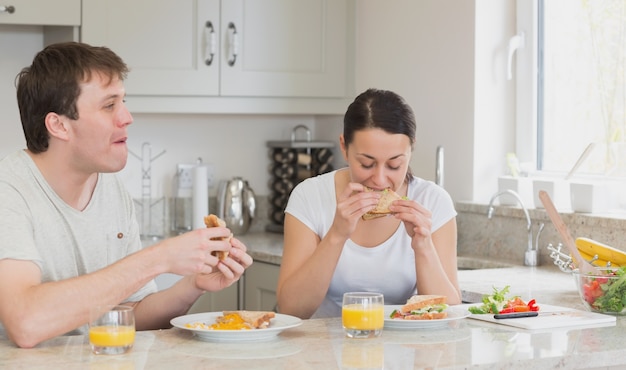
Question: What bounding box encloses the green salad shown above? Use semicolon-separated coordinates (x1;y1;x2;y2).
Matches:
581;266;626;313
468;286;539;315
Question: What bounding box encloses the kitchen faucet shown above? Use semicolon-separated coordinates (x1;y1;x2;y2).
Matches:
487;189;544;267
435;145;444;187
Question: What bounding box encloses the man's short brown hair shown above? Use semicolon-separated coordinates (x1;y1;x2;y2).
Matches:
15;42;129;153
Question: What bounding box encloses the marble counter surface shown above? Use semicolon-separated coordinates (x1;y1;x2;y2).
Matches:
6;233;621;368
2;302;625;369
3;266;626;369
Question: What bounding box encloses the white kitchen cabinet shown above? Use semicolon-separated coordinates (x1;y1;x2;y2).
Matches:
244;261;280;312
82;0;220;97
81;0;353;114
154;272;240;313
218;0;348;98
189;260;281;313
1;0;80;45
187;283;240;314
0;0;80;26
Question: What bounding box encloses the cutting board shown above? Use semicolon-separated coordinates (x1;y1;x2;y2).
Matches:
463;304;616;330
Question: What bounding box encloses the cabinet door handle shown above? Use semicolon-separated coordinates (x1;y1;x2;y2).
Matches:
204;21;216;66
227;22;239;67
0;5;15;14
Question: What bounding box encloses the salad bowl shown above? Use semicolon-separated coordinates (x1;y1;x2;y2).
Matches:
572;267;626;315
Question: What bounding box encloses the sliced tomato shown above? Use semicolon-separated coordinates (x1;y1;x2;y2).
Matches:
498;306;515;314
583;279;604;304
527;299;540;311
596;276;609;284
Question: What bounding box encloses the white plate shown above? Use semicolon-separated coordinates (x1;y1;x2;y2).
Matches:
384;306;471;330
171;312;302;342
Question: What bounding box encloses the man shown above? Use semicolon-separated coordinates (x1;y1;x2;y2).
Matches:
0;42;253;348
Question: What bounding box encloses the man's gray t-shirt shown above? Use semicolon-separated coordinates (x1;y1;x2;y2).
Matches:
0;150;157;334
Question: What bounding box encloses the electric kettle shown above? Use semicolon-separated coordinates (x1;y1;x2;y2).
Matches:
217;177;256;234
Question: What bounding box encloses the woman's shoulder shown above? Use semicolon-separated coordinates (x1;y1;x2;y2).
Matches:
293;170;338;192
408;176;453;202
408;175;440;191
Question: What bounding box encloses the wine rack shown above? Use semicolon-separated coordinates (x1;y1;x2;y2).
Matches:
266;125;335;233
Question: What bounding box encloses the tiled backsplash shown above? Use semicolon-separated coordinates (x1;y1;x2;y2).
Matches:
456;201;626;269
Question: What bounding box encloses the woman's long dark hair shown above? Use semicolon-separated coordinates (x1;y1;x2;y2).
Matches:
343;88;416;183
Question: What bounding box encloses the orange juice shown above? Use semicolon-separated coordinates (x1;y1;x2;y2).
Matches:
89;325;135;347
342;304;384;330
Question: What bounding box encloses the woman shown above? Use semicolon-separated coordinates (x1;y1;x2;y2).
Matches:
276;88;461;319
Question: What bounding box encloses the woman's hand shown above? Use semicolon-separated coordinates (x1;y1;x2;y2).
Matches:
330;183;380;239
390;199;434;249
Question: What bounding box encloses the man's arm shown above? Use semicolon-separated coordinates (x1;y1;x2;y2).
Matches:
0;248;162;348
0;228;248;348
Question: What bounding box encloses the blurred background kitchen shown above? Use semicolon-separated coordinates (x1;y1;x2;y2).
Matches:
0;1;505;235
1;1;624;261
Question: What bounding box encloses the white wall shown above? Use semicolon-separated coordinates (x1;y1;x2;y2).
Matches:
353;0;517;203
119;113;319;199
353;1;474;200
0;25;41;155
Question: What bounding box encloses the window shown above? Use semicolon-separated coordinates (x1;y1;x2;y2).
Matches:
516;0;626;179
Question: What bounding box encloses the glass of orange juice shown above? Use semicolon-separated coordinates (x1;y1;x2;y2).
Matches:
342;292;384;339
89;305;135;355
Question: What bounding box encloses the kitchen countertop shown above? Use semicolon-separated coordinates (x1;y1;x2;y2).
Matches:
237;231;284;265
238;231;585;309
2;283;625;369
5;232;624;368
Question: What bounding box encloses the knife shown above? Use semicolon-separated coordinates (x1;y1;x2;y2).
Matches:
494;311;539;319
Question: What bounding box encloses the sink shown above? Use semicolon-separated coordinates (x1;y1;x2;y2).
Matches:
457;257;517;303
461;289;486;303
457;256;515;270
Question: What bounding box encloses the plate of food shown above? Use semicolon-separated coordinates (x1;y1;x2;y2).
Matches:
384;295;471;330
171;310;302;342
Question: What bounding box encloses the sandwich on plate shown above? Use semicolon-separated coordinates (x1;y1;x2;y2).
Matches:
389;295;449;320
362;187;403;220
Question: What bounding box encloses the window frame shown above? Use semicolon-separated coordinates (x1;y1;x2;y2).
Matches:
514;0;539;172
514;0;626;214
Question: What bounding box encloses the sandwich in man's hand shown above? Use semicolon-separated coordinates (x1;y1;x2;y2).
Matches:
389;295;449;320
203;214;233;261
362;187;403;220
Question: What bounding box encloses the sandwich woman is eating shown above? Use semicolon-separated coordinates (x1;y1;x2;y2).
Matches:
276;88;462;319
